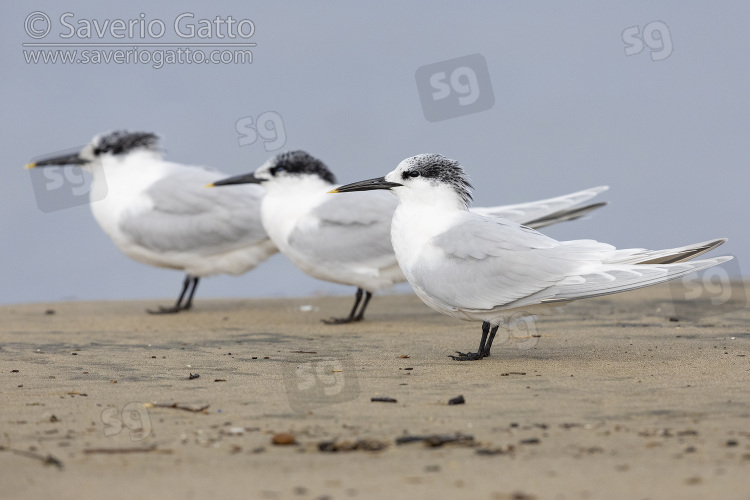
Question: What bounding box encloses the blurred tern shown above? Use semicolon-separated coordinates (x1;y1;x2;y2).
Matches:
211;151;609;324
332;154;731;359
27;131;277;313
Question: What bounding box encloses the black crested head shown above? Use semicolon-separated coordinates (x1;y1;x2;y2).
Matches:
401;154;473;205
268;150;336;184
92;131;159;157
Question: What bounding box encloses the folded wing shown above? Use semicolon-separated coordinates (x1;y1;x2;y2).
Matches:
418;213;729;313
119;165;270;256
288;190;398;272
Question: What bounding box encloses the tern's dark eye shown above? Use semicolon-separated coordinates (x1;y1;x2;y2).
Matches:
270;166;286;176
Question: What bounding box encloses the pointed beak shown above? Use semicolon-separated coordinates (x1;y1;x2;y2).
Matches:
329;176;403;194
26;151;86;169
207;172;263;188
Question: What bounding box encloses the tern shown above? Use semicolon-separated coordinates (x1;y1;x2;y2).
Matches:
332;153;731;359
27;131;277;313
211;150;609;324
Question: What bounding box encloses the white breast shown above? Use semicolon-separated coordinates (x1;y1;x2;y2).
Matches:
391;203;455;273
88;151;173;245
259;179;328;257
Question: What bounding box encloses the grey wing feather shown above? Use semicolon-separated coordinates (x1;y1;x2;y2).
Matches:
604;238;727;265
521;202;607;229
119;166;269;254
419;213;730;313
419;216;613;310
288;190;397;268
471;186;608;228
541;256;733;303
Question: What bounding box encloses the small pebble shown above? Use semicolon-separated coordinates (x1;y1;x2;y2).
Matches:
448;395;465;405
272;433;296;445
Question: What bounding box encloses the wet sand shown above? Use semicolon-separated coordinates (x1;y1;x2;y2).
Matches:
1;284;749;499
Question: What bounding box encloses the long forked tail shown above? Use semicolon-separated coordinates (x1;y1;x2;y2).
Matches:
472;186;609;229
543;255;734;304
606;238;728;265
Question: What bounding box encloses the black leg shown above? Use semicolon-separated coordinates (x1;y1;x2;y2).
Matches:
182;277;200;310
482;325;499;357
353;291;373;321
322;288;366;324
451;322;491;361
148;274;197;314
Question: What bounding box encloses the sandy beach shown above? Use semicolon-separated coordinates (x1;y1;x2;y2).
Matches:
1;284;748;499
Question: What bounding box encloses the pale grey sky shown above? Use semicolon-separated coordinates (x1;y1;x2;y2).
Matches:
2;1;747;305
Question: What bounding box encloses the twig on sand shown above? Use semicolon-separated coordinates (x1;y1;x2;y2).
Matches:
395;433;475;447
83;445;171;455
371;397;397;403
84;446;154;454
11;449;64;469
145;402;210;413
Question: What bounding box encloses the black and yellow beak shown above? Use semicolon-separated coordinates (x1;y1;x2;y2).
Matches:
25;151;86;169
328;177;403;194
207;172;263;188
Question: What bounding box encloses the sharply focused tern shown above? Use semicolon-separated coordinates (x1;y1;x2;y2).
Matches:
332;153;731;359
211;150;609;324
27;131;277;313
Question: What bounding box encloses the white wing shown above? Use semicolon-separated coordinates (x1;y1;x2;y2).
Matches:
471;186;608;228
119;166;271;257
415;212;729;314
415;215;609;311
542;256;732;304
288;190;399;273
